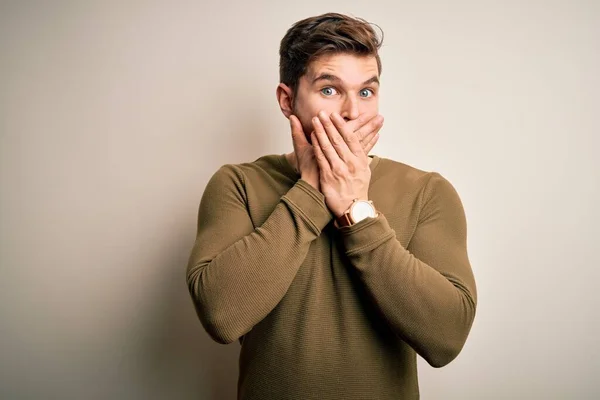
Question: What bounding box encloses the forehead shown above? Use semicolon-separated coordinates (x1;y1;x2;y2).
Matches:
305;53;379;84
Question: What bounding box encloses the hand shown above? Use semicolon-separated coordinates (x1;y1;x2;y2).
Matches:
311;111;384;217
290;114;320;190
346;113;384;155
289;112;384;192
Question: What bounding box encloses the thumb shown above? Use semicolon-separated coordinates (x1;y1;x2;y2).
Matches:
290;115;309;151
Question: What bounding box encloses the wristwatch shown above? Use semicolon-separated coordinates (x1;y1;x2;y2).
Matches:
334;199;378;228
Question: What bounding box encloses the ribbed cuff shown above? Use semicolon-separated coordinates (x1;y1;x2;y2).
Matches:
281;179;333;234
338;213;396;256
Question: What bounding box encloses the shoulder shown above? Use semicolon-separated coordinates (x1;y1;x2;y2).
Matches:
374;156;462;207
375;157;429;182
205;163;245;190
235;154;285;177
206;154;289;190
375;156;443;191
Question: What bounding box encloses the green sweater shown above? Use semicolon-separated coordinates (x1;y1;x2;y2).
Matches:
187;154;477;400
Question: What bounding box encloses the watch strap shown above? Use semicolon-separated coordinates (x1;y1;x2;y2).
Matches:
334;199;378;228
334;212;353;228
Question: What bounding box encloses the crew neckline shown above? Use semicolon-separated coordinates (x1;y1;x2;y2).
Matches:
277;153;381;181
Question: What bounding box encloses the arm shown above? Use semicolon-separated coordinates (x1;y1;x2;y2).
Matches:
186;165;332;344
309;111;476;367
338;173;477;367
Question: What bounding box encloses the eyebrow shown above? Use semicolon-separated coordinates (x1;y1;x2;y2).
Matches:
311;74;380;87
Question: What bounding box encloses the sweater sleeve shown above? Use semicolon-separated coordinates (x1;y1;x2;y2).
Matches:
337;172;477;368
186;165;332;344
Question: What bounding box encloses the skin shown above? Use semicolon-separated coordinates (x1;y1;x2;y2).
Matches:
276;53;384;217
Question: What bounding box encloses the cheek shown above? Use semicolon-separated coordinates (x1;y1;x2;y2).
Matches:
294;99;321;133
365;95;379;109
294;93;347;131
362;100;379;116
292;109;315;136
300;118;313;136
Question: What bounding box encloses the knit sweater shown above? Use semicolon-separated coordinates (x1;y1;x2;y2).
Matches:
186;153;477;400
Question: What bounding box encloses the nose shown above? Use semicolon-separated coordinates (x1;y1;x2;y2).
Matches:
340;95;360;121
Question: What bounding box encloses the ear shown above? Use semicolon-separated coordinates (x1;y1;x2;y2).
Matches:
276;83;294;119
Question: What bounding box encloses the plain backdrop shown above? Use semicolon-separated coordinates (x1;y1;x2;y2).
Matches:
1;1;598;399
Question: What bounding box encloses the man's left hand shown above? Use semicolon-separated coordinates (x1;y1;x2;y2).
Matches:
310;110;383;218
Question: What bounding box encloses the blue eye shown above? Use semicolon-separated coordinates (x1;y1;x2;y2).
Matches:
321;87;338;96
360;89;374;98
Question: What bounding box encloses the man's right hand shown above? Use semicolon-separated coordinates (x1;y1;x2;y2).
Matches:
290;113;384;191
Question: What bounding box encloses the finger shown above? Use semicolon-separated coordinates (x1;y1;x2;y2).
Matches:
310;132;331;174
364;131;380;154
289;115;307;172
358;116;383;151
359;128;377;150
312;116;340;168
318;111;352;162
345;112;373;133
355;114;384;144
330;112;363;156
290;115;308;151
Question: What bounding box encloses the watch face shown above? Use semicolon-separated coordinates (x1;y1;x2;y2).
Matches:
351;201;376;222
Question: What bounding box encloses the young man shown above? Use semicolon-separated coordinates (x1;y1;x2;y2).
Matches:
187;13;477;400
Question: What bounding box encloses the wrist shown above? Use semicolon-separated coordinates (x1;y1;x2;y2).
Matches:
300;174;319;190
334;195;368;217
334;198;378;228
333;202;352;218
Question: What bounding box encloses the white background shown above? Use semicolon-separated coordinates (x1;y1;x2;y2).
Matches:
1;1;598;398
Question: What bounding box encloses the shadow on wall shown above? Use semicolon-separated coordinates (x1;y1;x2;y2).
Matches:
139;246;240;400
138;105;274;399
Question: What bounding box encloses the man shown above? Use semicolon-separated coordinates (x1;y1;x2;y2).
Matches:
187;12;477;400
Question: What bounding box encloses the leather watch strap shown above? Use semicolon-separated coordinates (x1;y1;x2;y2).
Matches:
334;199;378;229
335;212;353;228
